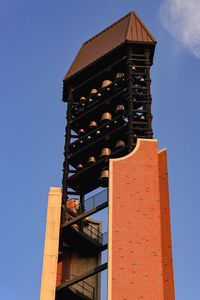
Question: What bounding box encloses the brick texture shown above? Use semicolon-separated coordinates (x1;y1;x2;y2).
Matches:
159;150;175;300
108;139;175;300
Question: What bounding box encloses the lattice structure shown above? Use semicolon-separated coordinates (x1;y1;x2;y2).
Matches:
61;11;156;218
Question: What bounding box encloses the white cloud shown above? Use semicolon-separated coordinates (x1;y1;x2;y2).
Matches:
160;0;200;58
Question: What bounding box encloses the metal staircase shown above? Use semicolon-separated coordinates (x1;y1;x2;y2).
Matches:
56;263;107;300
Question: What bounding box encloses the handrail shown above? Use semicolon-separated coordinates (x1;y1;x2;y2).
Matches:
79;222;102;242
57;272;95;299
66;189;108;220
63;190;108;246
57;263;107;292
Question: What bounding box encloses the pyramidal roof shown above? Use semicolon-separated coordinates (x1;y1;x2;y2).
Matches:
64;11;156;80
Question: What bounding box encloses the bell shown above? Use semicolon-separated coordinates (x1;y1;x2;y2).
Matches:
80;96;86;102
96;130;101;135
89;121;97;129
140;77;145;83
88;98;93;103
97;92;101;97
101;80;112;88
90;88;97;94
132;65;136;70
115;140;125;148
116;72;125;79
87;135;91;140
100;112;112;123
79;128;85;135
88;156;96;164
99;170;109;187
100;148;111;157
115;104;125;114
140;115;145;120
77;163;83;170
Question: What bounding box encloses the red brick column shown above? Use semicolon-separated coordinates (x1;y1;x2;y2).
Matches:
159;150;175;299
108;139;175;300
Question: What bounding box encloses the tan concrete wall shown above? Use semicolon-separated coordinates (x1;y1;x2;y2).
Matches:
108;139;175;300
40;187;62;300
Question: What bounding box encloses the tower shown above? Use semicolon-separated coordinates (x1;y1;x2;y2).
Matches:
40;11;175;300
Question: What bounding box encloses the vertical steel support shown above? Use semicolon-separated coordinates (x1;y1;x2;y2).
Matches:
145;49;153;138
61;88;73;224
80;193;85;212
127;47;135;152
79;193;85;231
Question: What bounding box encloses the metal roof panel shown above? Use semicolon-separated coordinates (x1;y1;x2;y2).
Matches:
64;11;156;80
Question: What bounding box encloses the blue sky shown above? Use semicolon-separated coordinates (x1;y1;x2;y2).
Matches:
0;0;200;299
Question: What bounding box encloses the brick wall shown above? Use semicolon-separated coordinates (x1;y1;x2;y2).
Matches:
108;139;175;300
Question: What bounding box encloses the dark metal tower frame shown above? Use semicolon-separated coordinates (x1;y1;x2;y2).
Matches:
56;11;156;300
61;45;153;222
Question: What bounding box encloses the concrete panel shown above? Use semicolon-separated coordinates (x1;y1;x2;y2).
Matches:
41;272;57;291
45;222;61;240
46;207;61;224
44;239;60;256
40;290;55;299
42;255;58;273
40;187;62;300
